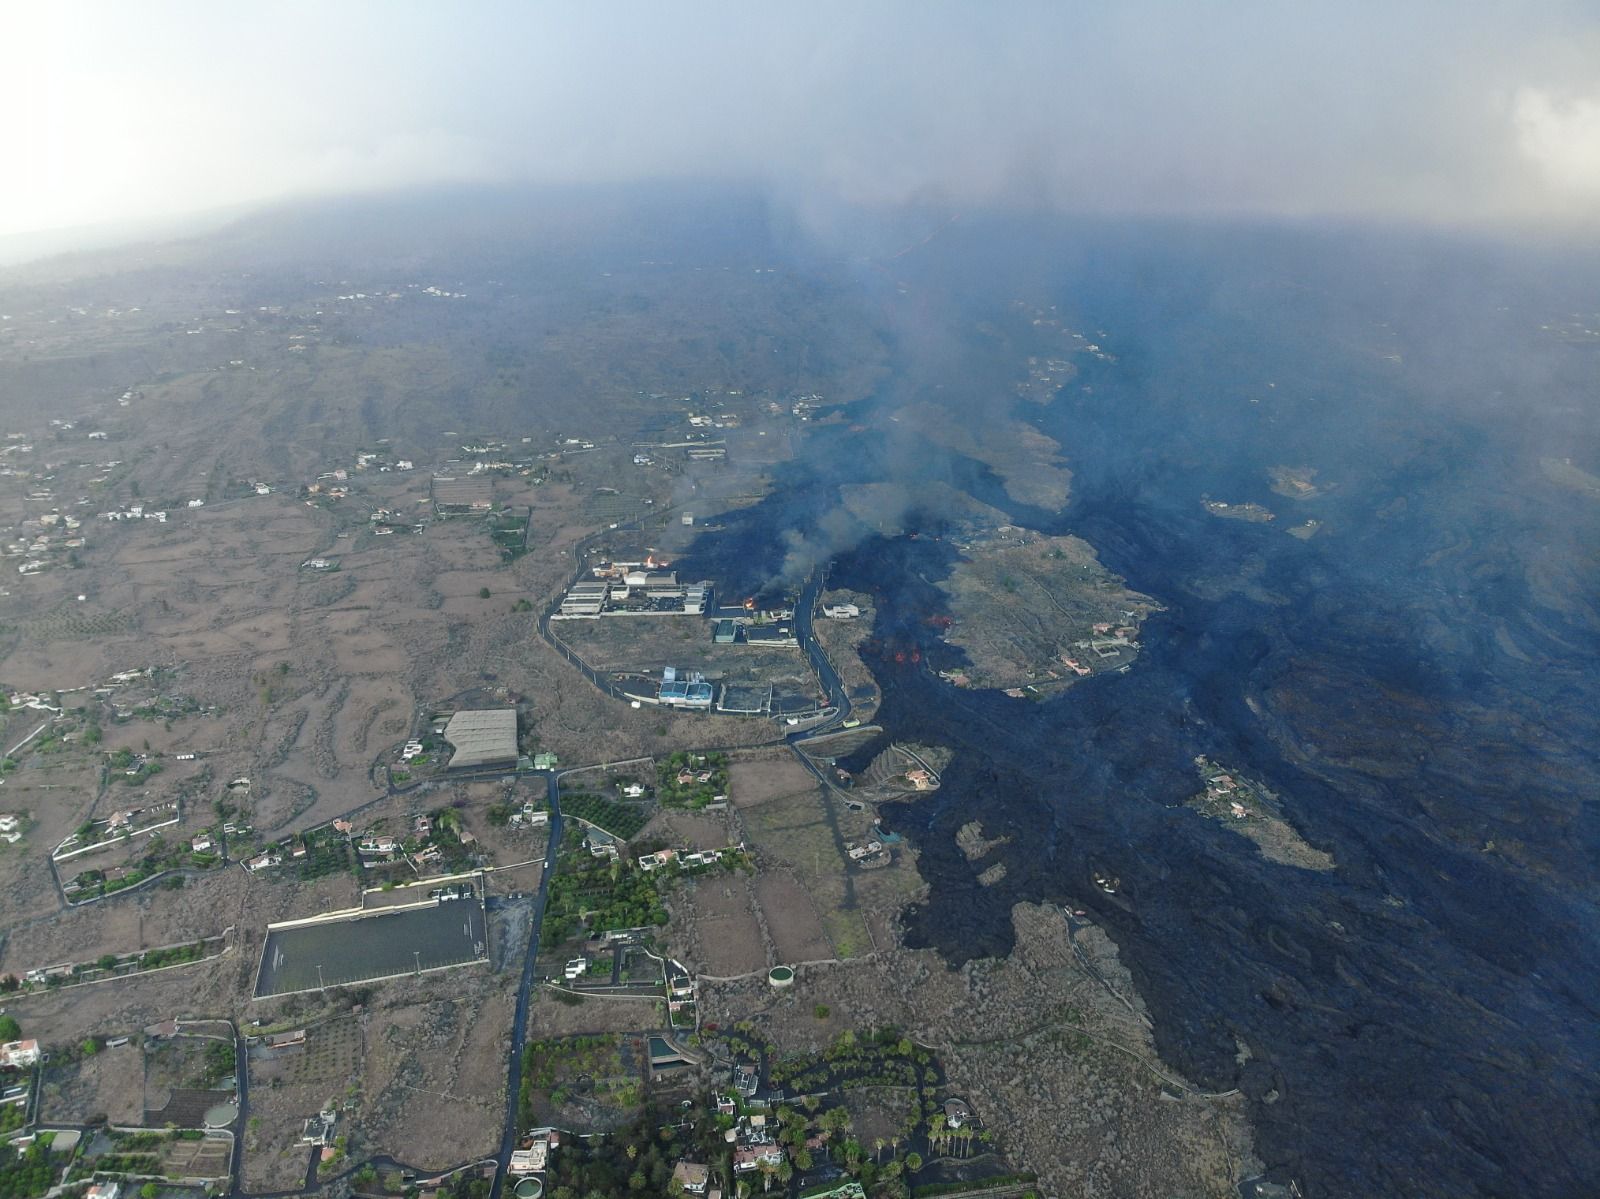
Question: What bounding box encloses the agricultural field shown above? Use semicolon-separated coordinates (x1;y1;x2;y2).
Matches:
731;760;872;960
559;792;650;839
656;750;730;808
35;1040;146;1126
517;1034;644;1135
143;1033;237;1124
540;834;669;946
243;1014;365;1191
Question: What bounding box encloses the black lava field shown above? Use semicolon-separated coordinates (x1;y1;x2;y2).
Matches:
684;224;1600;1197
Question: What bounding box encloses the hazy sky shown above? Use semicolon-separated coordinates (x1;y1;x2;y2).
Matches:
6;1;1600;241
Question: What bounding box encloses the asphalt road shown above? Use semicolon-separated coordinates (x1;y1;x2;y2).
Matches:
487;772;563;1199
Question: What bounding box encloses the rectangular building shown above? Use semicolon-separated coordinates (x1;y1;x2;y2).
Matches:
441;708;519;769
559;579;610;616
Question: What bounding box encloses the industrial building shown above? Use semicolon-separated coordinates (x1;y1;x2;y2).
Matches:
744;624;799;648
658;666;715;710
441;708;519;769
555;570;711;617
559;579;609;616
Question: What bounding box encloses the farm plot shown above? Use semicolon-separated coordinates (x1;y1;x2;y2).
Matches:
36;1042;145;1126
737;786;871;960
753;870;832;963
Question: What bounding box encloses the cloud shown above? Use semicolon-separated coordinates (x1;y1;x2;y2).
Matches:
5;2;1600;241
1514;88;1600;196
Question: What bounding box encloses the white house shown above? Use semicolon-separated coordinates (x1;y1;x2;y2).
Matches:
0;1039;41;1067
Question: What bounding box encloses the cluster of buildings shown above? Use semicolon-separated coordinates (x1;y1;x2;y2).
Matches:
98;503;167;523
557;558;711;618
243;807;478;874
635;843;743;873
304;474;351;501
5;508;88;575
730;1113;788;1175
844;838;891;869
657;666;715;710
53;801;180;862
507;800;550;829
394;708;522;774
0;813;22;844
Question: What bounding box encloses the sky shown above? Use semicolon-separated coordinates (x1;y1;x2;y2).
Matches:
4;1;1600;243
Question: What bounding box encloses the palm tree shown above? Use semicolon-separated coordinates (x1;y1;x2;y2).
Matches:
874;1137;885;1163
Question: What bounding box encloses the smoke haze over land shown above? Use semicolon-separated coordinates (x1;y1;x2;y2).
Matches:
7;1;1600;247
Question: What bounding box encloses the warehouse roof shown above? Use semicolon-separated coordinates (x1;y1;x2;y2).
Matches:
442;708;519;769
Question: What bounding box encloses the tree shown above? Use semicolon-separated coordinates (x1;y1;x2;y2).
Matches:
82;1037;100;1055
0;1015;19;1040
141;1185;159;1199
98;954;118;972
478;587;492;599
904;1152;922;1172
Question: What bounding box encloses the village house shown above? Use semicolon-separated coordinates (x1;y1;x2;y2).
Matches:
583;828;618;859
637;849;678;872
671;1162;710;1194
508;1140;549;1174
732;1144;785;1173
943;1097;973;1129
1;1039;41;1068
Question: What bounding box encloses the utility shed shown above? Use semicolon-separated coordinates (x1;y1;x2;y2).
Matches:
442;708;519;769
